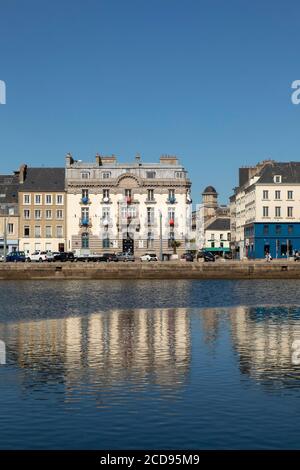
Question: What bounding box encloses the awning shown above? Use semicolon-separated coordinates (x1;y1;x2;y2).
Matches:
203;247;230;252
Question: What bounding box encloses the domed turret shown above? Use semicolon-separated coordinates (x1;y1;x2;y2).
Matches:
202;185;218;222
203;186;217;195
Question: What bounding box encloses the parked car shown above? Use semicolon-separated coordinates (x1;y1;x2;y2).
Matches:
203;251;215;262
140;253;158;262
116;252;135;262
26;251;49;262
6;251;26;262
224;252;233;260
181;252;195;262
45;252;58;262
53;252;75;262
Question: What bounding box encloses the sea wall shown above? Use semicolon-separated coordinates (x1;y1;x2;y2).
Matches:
0;260;300;280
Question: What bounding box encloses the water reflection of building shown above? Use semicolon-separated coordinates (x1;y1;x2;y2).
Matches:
0;308;191;393
229;306;300;385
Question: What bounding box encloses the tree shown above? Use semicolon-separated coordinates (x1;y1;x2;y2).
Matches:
171;240;181;254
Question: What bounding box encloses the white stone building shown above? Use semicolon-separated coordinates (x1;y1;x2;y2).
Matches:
65;153;192;257
230;160;300;259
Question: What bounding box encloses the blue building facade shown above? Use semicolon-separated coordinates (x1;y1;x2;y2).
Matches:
245;223;300;259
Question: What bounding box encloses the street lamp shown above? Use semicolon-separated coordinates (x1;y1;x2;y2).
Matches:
3;216;7;262
159;209;163;261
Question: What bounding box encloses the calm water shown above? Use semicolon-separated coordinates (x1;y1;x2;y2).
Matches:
2;279;300;449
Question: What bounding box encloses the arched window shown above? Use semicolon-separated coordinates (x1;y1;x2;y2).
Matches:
82;232;89;249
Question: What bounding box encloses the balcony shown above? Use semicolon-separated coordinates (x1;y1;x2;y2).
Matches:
80;218;92;228
80;197;90;205
102;196;111;204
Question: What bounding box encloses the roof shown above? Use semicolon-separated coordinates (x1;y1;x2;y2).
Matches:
0;174;19;203
203;185;217;194
20;168;65;192
206;218;230;231
258;162;300;184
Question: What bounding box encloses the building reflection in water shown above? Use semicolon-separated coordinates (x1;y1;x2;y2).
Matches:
229;306;300;387
0;308;191;396
197;305;300;388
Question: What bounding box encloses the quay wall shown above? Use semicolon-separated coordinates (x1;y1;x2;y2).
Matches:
0;261;300;280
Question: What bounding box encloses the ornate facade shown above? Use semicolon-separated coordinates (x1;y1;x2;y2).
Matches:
65;153;192;256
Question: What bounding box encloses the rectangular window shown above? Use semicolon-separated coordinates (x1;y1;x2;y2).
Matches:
102;172;111;179
23;194;31;204
263;225;269;235
275;225;281;235
125;189;132;198
287;207;293;218
211;233;215;240
147;189;154;201
227;232;231;241
24;209;30;220
82;189;89;200
275;190;281;200
24;226;30;237
56;210;63;220
81;172;90;179
263;206;269;217
288;191;293;200
34;226;41;238
146;171;156;179
34;210;42;220
275;206;281;217
220;234;223;240
56;195;63;205
8;223;13;234
102;207;110;220
102;236;110;248
168;208;175;222
81;208;89;223
45;195;52;205
168;231;175;248
56;226;63;238
46;210;52;219
35;194;42;205
175;171;184;178
147;207;154;224
168;189;175;201
147;232;154;248
103;189;110;200
263;190;269;200
45;226;52;238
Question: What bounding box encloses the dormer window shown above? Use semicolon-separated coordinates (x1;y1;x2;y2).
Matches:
81;171;90;180
102;172;111;179
274;175;282;183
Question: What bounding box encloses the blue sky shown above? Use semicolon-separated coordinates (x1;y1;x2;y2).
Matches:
1;0;300;203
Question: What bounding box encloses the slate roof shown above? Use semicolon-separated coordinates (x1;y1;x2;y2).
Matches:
258;162;300;184
203;185;217;194
0;174;19;203
20;168;65;191
206;218;230;231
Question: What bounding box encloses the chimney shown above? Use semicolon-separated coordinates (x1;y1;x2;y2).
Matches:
101;155;117;165
65;152;74;167
19;164;27;184
95;153;102;166
160;155;179;165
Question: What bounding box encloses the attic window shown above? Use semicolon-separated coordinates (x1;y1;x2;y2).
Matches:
274;175;282;183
